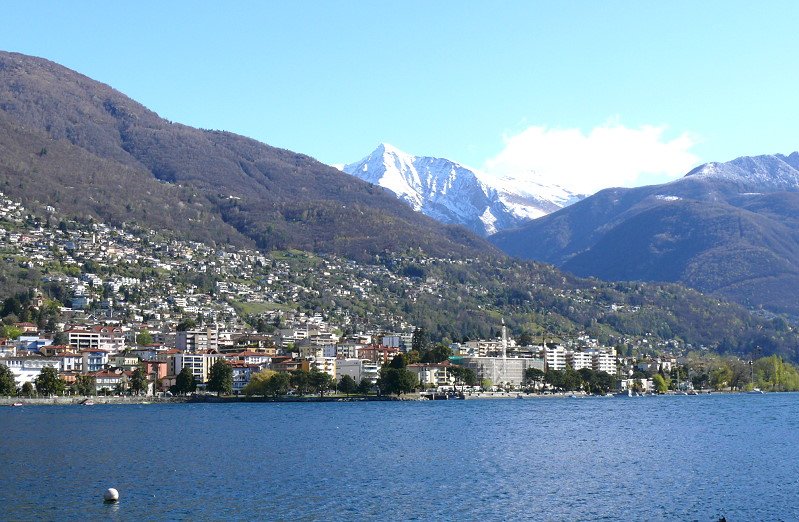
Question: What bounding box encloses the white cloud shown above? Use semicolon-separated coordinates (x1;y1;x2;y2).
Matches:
482;122;701;195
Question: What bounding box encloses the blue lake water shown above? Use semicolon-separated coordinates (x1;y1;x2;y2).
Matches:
2;394;798;521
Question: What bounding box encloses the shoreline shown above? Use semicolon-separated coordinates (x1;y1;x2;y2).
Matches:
0;389;778;406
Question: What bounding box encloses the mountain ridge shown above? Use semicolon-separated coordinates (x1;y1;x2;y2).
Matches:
0;51;496;261
490;152;799;317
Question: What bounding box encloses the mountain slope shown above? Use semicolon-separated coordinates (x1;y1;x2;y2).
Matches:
490;153;799;317
343;143;581;236
0;51;494;260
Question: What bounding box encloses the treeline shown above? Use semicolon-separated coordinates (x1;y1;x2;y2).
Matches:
523;367;615;395
680;354;799;392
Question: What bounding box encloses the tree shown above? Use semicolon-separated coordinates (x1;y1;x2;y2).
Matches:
264;372;291;397
0;324;23;340
136;330;153;346
421;343;452;364
207;360;233;395
710;365;733;390
524;368;545;390
357;378;373;395
52;331;68;346
652;373;669;394
290;369;310;395
339;375;357;396
130;368;147;395
0;363;16;396
545;370;564;391
411;327;429;353
378;367;418;395
389;353;407;369
450;366;477;389
243;369;277;396
517;331;534;347
35;366;65;396
74;375;96;396
172;367;197;395
309;371;333;397
176;319;196;332
21;382;34;397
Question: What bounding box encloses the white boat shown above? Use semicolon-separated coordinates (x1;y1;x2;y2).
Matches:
747;388;765;394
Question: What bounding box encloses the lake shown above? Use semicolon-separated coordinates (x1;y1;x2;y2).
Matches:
2;393;798;521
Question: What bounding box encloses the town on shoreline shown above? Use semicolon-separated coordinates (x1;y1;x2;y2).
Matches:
3;190;799;402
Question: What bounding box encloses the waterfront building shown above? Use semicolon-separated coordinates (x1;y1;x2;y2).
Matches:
543;345;568;371
587;349;617;375
93;369;131;394
407;362;456;387
308;356;337;379
2;356;61;387
174;352;225;384
454;356;545;387
567;351;593;371
336;359;379;384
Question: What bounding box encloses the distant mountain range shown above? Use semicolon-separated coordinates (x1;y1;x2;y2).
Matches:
490;152;799;318
343;143;582;236
0;51;494;261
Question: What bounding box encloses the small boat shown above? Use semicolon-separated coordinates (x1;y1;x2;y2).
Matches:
747;388;765;394
80;399;95;406
11;402;23;407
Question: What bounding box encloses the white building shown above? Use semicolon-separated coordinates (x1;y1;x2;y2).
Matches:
174;352;225;384
456;356;545;387
544;345;568;371
335;359;378;384
67;326;126;351
2;356;61;387
309;356;336;379
406;363;456;387
587;349;617;375
567;351;593;371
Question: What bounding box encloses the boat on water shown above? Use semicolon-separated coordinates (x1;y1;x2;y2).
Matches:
11;402;23;407
80;399;95;405
747;388;765;394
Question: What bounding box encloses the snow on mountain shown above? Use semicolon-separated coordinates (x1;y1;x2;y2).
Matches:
342;143;583;236
685;152;799;191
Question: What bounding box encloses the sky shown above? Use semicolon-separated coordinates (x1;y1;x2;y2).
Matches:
2;1;799;194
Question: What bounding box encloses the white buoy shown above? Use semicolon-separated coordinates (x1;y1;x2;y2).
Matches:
103;488;119;502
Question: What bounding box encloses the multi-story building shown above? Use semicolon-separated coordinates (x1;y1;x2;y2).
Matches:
81;349;110;373
67;325;126;352
587;349;617;375
173;352;225;384
543;345;568;371
1;356;61;387
455;356;545;387
176;327;219;353
309;356;336;379
336;358;379;384
407;362;456;387
567;351;593;371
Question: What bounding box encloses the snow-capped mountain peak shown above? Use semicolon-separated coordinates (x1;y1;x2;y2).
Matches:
343;144;583;236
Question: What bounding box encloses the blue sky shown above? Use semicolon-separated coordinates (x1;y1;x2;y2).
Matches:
3;1;798;193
